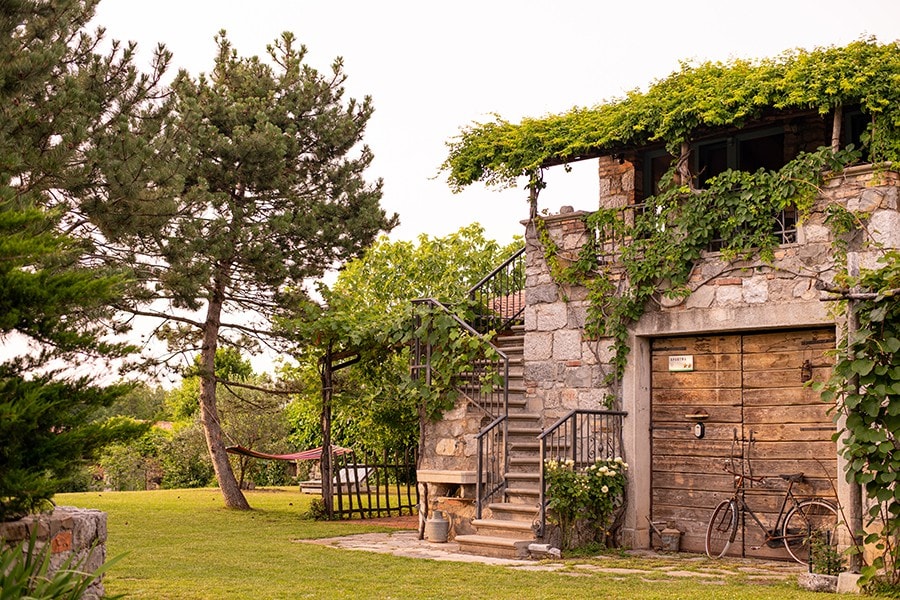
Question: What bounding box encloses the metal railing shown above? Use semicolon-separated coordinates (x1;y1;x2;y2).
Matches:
537;409;627;537
410;298;511;517
410;298;509;422
475;415;508;519
468;246;526;334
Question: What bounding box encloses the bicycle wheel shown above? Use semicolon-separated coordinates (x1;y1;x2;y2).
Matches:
782;499;839;564
706;500;738;558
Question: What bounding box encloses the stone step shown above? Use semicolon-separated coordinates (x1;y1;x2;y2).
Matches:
488;502;539;521
507;426;541;437
510;440;540;452
495;331;524;343
505;486;540;500
507;412;541;422
496;345;524;356
506;472;539;484
455;534;532;560
467;397;527;411
471;518;534;539
507;461;540;475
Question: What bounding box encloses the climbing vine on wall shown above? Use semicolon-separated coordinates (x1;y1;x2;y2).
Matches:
535;146;861;397
443;39;900;192
815;251;900;588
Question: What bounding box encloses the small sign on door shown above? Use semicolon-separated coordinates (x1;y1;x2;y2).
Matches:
668;355;694;372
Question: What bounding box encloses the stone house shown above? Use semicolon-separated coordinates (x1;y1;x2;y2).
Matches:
414;47;900;560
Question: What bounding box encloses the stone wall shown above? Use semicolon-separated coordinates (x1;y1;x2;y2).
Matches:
523;210;619;425
418;396;485;475
0;507;108;599
529;163;898;549
528;165;898;384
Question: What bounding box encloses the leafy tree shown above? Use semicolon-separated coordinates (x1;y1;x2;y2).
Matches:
159;422;215;489
282;224;521;455
217;377;291;488
98;427;167;491
92;383;167;422
87;32;396;509
159;348;290;489
0;0;167;520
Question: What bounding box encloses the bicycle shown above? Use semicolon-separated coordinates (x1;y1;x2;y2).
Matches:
705;463;839;564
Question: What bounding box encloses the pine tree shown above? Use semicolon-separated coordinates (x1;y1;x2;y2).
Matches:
90;31;397;509
0;0;168;519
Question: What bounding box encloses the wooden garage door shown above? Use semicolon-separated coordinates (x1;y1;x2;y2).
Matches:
650;329;837;558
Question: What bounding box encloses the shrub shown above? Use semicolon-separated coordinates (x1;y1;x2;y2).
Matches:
0;530;122;599
544;457;628;550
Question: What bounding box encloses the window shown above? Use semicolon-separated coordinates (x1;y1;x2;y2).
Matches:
693;127;786;186
844;108;870;161
638;126;797;249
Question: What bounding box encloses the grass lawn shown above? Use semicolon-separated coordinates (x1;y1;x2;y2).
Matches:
56;488;872;599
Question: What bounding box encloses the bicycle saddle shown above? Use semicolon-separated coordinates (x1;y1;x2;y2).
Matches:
779;473;804;482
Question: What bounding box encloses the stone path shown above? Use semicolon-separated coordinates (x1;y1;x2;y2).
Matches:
297;530;808;581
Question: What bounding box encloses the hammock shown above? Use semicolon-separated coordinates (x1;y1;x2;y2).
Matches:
225;445;352;462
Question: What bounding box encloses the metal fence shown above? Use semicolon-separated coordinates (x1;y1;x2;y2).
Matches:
328;448;418;520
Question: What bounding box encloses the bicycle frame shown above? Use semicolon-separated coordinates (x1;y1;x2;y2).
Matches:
727;470;804;547
708;444;840;563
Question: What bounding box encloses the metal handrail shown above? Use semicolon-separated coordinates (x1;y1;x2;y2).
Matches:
410;297;512;517
467;246;526;334
537;409;628;537
475;414;508;519
410;298;509;418
537;408;628;442
468;245;525;294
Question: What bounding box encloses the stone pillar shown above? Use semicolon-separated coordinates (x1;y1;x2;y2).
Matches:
621;334;652;550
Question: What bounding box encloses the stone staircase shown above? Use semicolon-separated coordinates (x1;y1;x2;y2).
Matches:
455;325;543;559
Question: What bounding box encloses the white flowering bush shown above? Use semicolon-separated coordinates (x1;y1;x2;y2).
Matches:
544;457;628;549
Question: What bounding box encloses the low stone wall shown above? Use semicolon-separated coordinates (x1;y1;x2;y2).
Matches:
0;507;108;599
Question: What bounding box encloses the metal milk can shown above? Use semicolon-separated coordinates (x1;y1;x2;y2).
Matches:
424;510;450;543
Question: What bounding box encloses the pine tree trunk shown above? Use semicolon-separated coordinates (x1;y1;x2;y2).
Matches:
199;278;251;510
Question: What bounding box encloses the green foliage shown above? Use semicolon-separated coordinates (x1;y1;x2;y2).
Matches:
402;299;505;420
0;374;149;520
0;0;169;521
536;146;860;395
165;376;201;421
809;529;845;576
159;422;215;489
443;39;900;191
217;375;292;487
303;497;329;521
0;529;122;600
280;225;521;452
817;250;900;586
544;457;628;550
91;384;168;422
98;427;168;492
165;348;255;422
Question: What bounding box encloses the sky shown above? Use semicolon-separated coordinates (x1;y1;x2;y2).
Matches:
91;0;900;247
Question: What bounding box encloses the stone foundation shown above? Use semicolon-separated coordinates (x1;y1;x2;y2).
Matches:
428;496;478;539
0;507;108;599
